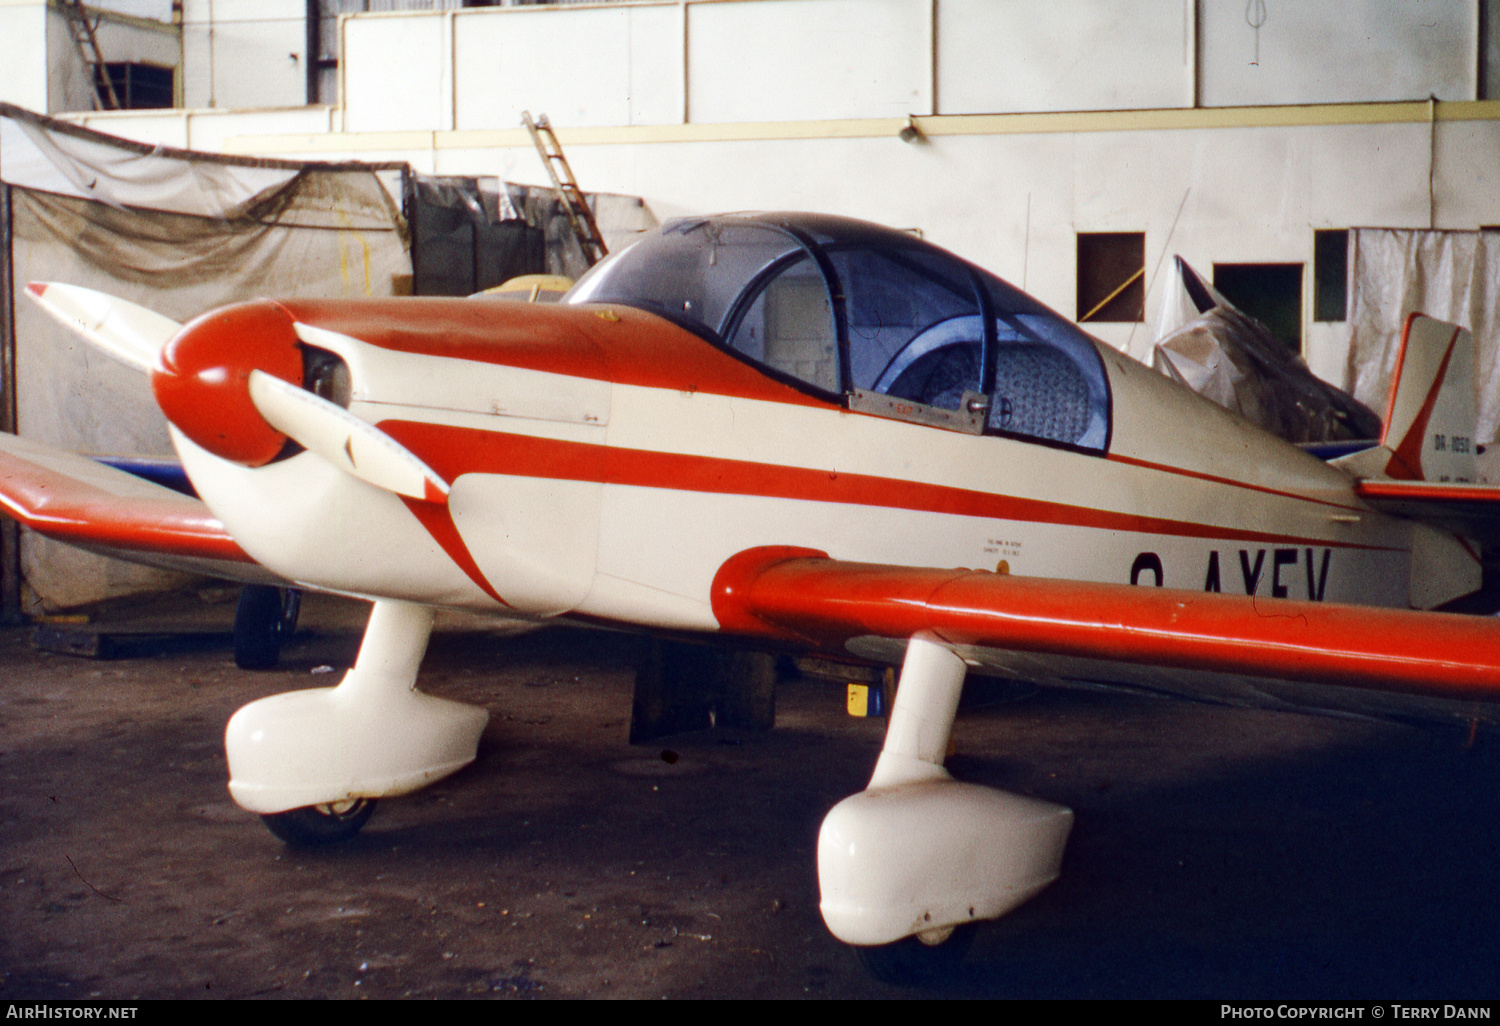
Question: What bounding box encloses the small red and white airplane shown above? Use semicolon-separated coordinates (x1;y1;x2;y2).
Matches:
8;212;1500;980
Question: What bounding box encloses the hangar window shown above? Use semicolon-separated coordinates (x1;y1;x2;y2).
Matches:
1314;230;1348;322
1076;233;1145;322
98;63;173;110
1214;263;1303;353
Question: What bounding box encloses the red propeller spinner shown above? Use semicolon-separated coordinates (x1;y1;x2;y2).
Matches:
152;300;304;467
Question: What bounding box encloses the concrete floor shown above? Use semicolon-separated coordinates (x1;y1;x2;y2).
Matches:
2;589;1499;1000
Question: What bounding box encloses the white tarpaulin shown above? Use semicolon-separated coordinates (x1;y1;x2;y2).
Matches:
2;115;301;218
1152;257;1381;444
1345;227;1500;448
1;104;412;609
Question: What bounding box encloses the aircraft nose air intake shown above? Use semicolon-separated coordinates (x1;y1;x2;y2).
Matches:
152;300;305;467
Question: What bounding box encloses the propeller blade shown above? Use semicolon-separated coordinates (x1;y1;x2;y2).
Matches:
246;370;449;502
25;283;180;374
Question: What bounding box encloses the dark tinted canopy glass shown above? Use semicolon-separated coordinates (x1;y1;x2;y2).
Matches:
567;213;1110;452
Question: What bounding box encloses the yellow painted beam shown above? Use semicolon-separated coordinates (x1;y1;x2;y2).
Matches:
219;100;1500;157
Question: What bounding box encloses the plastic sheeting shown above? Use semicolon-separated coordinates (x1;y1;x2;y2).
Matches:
2;104;412;609
1345;228;1500;449
1153;257;1381;444
405;172;657;296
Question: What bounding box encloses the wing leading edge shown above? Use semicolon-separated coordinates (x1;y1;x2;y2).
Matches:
712;546;1500;712
0;432;279;585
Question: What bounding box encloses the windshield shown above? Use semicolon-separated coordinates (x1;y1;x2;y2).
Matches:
568;219;812;340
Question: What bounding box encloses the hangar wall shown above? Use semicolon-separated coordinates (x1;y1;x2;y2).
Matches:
334;0;1478;131
58;1;1500;395
180;0;308;110
0;0;179;114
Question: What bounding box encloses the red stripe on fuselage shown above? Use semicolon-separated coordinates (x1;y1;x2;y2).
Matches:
279;299;831;409
379;420;1396;551
1106;452;1368;513
398;495;508;607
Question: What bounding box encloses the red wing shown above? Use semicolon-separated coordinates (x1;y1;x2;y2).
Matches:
0;432;281;584
713;547;1500;705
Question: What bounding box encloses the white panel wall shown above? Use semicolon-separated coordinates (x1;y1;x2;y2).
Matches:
69;105;338;152
95;17;179;68
1436;119;1500;228
0;2;47;112
415;119;1447;327
1199;0;1477;107
45;7;89;113
88;101;1500;387
343;13;449;132
685;0;931;122
444;2;681;130
56;0;1500;393
938;0;1191;114
90;0;175;19
181;0;306;109
627;3;686;126
454;3;682;130
1066;121;1434;374
335;1;1487;132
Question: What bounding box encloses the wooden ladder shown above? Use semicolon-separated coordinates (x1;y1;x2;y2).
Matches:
58;0;120;110
522;111;608;267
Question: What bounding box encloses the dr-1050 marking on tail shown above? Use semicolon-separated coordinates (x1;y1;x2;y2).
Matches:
1132;548;1333;600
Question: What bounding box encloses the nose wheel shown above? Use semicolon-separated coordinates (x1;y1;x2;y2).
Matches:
856;923;977;986
234;585;301;669
260;798;376;845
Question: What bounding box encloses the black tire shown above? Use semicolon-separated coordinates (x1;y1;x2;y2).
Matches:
234;586;299;670
260;799;376;845
855;923;976;986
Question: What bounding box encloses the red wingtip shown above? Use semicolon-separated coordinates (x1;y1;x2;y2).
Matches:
25;282;46;299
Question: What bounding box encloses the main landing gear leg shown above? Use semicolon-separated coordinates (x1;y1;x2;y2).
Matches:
224;600;489;844
817;631;1073;984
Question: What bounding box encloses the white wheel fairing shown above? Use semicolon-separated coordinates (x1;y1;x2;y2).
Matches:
226;601;489;814
818;781;1073;946
818;634;1072;946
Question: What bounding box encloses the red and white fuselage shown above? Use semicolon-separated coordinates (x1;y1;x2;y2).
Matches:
173;296;1465;631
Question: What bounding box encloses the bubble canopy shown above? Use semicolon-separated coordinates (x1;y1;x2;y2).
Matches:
567;213;1111;453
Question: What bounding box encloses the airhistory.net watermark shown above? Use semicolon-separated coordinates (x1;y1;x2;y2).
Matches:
5;1007;137;1019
